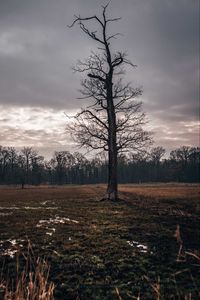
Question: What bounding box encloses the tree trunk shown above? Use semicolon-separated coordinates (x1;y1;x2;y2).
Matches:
107;145;118;200
106;75;118;200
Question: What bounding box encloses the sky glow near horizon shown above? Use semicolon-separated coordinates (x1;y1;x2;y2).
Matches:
0;0;199;158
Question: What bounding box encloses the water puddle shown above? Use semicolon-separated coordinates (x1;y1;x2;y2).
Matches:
113;210;121;215
127;240;148;253
0;239;24;258
46;231;53;236
24;206;57;210
37;216;79;227
0;212;13;216
46;228;56;236
0;206;57;210
41;200;56;206
2;248;18;258
0;206;20;210
36;216;79;236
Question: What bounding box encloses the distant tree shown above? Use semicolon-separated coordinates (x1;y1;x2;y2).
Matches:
149;146;166;181
20;147;44;186
71;152;88;184
17;154;26;188
170;146;191;165
127;152;150;183
188;147;200;164
52;151;81;184
31;153;44;185
169;146;200;182
21;147;33;184
68;4;152;200
53;151;70;184
150;146;165;163
0;146;10;183
8;147;18;182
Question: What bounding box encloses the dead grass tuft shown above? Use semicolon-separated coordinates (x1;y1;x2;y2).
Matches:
1;241;55;300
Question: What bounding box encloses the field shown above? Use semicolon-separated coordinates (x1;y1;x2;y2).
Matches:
0;184;200;299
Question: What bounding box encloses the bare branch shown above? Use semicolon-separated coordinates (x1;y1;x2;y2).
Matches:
107;33;122;42
76;109;108;130
79;22;104;44
88;73;106;82
68;15;103;28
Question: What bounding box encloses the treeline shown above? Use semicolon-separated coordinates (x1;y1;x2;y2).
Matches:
0;145;199;186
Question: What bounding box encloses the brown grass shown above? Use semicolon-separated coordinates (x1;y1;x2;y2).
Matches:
1;242;55;300
118;183;200;200
0;183;199;202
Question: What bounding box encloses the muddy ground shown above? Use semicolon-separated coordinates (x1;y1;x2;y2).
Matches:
0;184;199;299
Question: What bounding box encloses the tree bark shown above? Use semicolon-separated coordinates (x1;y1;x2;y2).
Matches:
106;75;118;200
107;145;118;200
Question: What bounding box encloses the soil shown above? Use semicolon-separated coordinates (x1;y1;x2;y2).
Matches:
0;184;199;299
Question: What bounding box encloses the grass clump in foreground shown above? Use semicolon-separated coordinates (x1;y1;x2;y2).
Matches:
0;241;55;300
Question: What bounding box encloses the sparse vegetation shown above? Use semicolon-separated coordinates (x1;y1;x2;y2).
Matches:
0;184;199;299
0;241;55;300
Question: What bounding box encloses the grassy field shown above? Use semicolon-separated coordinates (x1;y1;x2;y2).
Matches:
0;184;200;299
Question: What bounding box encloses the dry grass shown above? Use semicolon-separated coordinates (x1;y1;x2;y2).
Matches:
118;183;200;200
1;242;55;300
0;183;199;202
0;184;103;203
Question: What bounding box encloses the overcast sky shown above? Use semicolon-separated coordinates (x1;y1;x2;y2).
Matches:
0;0;199;158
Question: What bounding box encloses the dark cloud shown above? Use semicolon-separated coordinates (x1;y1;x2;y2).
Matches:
0;0;199;154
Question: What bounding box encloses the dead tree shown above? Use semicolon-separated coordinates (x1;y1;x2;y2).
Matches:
68;4;152;200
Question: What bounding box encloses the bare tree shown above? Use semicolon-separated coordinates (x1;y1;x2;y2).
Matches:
68;4;152;200
150;147;166;164
0;146;10;183
21;147;39;186
53;151;73;184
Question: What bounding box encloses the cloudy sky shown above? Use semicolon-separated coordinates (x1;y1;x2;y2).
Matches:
0;0;199;158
